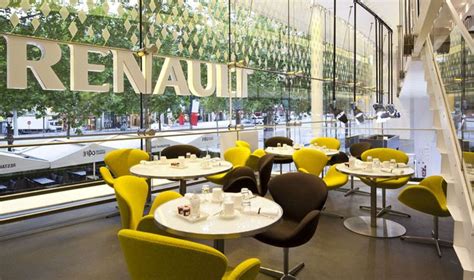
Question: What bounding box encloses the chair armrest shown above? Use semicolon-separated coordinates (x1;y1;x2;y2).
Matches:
224;258;261;280
298;167;310;174
99;167;115;187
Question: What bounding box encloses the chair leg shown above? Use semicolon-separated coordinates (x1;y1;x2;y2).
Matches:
400;217;453;257
336;176;371;196
259;248;304;279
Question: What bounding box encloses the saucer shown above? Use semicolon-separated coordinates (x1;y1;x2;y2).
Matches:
219;211;239;219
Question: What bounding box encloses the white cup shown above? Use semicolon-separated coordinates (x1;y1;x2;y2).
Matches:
190;154;197;160
367;156;373;162
201;160;210;169
184;193;193;203
223;200;234;216
382;161;390;168
349;157;356;169
178;156;185;167
186;152;191;159
365;162;373;171
212;188;223;202
232;194;243;209
161;156;167;163
390;159;397;168
153;155;159;161
373;158;381;168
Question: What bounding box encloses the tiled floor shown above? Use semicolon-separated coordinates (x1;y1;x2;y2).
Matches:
0;181;462;280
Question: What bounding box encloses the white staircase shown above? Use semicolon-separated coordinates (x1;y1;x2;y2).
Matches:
421;38;474;279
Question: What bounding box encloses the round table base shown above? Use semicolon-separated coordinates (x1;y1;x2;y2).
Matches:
344;216;406;238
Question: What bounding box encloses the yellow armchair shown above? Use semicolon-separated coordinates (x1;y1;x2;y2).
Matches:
236;140;266;171
359;148;411;218
310;137;341;150
207;147;251;185
398;176;452;256
293;148;328;176
118;229;261;280
114;176;182;235
99;149;150;188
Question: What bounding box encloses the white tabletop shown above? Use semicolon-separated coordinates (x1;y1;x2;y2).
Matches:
336;162;415;178
130;159;233;180
154;194;283;240
265;145;339;157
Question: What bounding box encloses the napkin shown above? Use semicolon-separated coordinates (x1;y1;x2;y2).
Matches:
243;207;279;217
380;168;406;175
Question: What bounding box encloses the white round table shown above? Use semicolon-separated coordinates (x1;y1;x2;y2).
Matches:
130;159;233;195
336;162;415;238
154;194;283;253
265;145;339;158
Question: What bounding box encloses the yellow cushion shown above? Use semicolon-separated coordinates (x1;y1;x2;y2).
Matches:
360;176;410;189
361;148;408;163
310;137;341;150
293;148;328;176
398;175;449;217
207;170;231;185
149;191;182;214
102;149;149;188
118;229;260;280
235;140;251;150
323;165;348;190
225;147;251;167
114;176;148;230
463;152;474;165
223;258;261;280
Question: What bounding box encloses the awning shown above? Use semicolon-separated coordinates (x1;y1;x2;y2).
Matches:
19;140;115;168
0;151;50;175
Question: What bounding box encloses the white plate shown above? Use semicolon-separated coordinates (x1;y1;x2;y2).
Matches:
176;211;209;223
219;211;240;219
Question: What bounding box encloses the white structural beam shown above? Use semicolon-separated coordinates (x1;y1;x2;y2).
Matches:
445;0;474;54
412;0;443;57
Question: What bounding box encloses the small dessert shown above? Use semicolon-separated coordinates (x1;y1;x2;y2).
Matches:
183;206;191;216
177;205;184;215
171;162;180;168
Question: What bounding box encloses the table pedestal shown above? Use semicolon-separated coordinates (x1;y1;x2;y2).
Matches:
214;239;225;253
179;179;187;195
343;185;406;238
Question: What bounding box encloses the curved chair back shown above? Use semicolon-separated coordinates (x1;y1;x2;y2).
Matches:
114;176;148;230
398;175;449;217
310;137;340;150
118;229;228;280
463;152;474;165
223;166;258;193
264;136;293;148
350;142;371;159
224;147;251;167
236;140;252;150
258;154;274;196
161;144;202;159
269;172;328;222
361;148;408;163
293;148;328;176
104;149;149;178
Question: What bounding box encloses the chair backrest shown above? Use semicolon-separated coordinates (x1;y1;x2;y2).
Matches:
268;172;328;222
293;148;328;176
398;175;449;217
310;137;340;150
258;154;274;196
160;145;202;159
361;148;408;163
118;229;228;280
224;147;251;167
235;140;252;150
104;149;149;178
350;142;371;159
463;152;474;165
223;166;258;193
264;136;293;148
114;176;148;230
